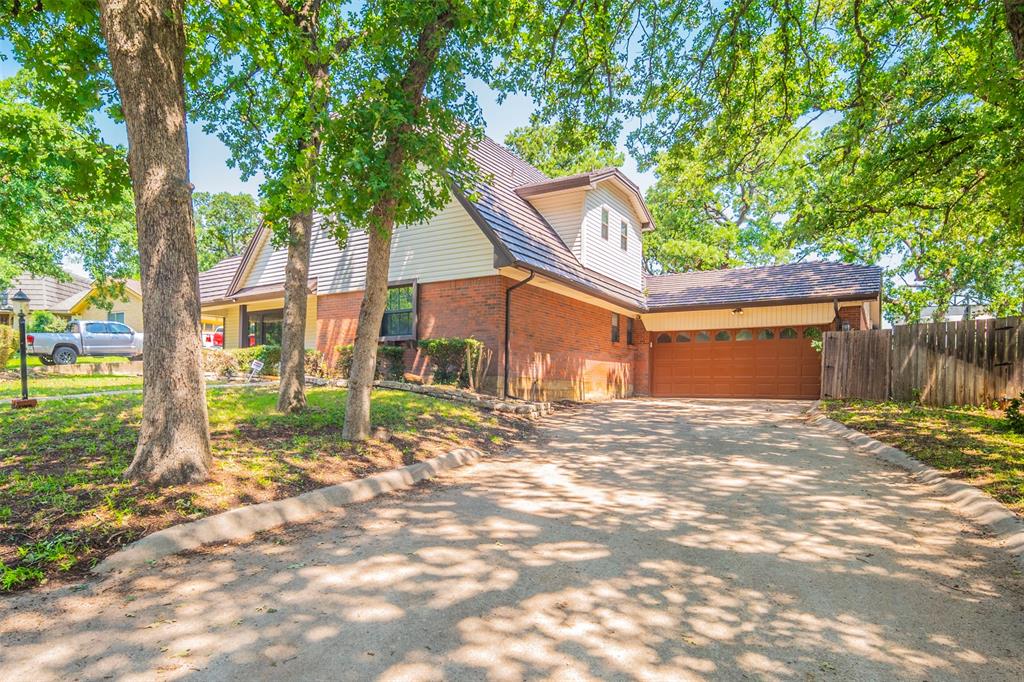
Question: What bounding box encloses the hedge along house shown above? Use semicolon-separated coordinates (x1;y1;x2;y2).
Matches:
199;136;882;401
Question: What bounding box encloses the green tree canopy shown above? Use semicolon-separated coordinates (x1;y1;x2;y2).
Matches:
192;191;261;271
627;0;1024;321
644;129;809;274
504;122;624;177
0;76;137;289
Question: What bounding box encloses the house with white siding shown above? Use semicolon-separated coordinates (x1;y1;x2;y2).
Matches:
200;136;881;401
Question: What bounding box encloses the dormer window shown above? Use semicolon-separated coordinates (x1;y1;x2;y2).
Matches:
620;221;628;250
601;208;609;240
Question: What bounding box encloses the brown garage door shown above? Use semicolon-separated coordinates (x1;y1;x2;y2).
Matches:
651;326;824;399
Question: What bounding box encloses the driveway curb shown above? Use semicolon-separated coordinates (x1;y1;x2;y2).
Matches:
805;402;1024;568
93;447;483;576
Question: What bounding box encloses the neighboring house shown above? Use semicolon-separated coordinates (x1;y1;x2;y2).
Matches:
200;136;882;400
51;279;146;330
913;305;994;323
1;272;91;327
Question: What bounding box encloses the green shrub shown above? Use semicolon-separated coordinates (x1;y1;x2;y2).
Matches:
335;344;354;378
377;344;406;381
304;348;333;379
27;310;66;333
335;343;406;380
1006;392;1024;434
417;337;483;387
228;344;280;374
0;325;16;367
202;348;239;377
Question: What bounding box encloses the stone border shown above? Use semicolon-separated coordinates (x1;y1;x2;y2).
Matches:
93;447;482;575
10;380;276;405
373;380;553;418
806;401;1024;568
31;360;144;377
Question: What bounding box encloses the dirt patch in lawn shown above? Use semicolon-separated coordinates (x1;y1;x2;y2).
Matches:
0;387;531;591
824;400;1024;515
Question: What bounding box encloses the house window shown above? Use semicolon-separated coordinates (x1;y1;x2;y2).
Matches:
657;333;672;343
757;329;775;340
695;331;711;342
107;311;125;324
247;309;283;346
611;313;620;343
780;327;798;339
620;221;628;250
626;317;634;345
601;208;609;240
676;332;691;342
735;329;753;341
380;284;416;339
715;330;732;341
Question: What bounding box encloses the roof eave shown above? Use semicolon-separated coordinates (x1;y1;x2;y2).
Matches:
644;292;881;314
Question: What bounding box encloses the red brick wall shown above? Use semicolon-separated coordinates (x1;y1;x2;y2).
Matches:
505;279;646;401
408;276;505;386
837;305;868;331
314;275;648;400
316;291;363;358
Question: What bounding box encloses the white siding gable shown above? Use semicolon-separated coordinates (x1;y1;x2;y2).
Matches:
526;191;586;261
240;195;497;295
580;184;644;291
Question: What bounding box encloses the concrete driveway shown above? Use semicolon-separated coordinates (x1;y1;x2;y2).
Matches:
2;400;1023;681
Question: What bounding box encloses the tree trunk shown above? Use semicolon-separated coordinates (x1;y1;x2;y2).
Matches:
341;8;453;441
1007;0;1024;62
277;209;313;413
99;0;212;484
342;217;394;440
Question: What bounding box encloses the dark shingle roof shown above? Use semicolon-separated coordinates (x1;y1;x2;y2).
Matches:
198;255;243;304
195;140;879;314
2;272;91;311
645;262;883;310
456;137;646;308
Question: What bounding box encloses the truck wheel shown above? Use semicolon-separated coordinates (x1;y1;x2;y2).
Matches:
39;355;56;366
129;354;143;362
53;347;78;365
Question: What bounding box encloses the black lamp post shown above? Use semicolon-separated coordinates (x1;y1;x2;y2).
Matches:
11;289;35;409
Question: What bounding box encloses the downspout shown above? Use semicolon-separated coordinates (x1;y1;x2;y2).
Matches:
503;270;535;399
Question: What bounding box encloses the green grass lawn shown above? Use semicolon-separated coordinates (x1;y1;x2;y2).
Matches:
824;400;1024;515
0;387;523;591
0;373;144;399
5;355;130;370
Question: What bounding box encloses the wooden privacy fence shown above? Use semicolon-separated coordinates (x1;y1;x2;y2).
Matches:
821;316;1024;406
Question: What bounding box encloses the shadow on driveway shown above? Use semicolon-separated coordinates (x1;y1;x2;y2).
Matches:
2;399;1023;680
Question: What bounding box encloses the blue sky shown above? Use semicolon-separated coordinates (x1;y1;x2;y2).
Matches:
1;43;656;199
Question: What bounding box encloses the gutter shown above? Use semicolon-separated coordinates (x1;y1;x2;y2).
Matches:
503;270;535;399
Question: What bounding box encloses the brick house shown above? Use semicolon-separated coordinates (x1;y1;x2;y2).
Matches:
200;136;881;400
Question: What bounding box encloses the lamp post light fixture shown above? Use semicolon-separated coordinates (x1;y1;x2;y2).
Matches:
11;289;36;409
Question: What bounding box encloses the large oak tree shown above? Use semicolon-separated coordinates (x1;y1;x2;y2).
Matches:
324;0;641;439
629;0;1024;321
188;0;359;413
4;0;213;484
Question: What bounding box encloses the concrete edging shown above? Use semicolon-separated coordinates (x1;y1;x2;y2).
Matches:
805;401;1024;568
373;380;553;418
94;446;483;575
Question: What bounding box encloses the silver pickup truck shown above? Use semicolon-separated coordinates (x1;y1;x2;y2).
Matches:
26;320;145;365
